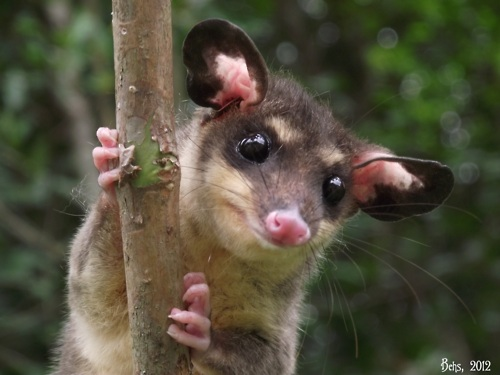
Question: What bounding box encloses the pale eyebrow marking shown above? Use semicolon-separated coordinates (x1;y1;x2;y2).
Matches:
318;147;346;167
266;117;301;144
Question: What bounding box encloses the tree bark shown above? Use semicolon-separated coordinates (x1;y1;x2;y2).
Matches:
111;1;190;374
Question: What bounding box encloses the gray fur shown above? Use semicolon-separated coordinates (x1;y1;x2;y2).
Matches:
51;75;361;374
51;69;451;373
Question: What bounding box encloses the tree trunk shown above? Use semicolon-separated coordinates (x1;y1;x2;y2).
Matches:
111;1;190;374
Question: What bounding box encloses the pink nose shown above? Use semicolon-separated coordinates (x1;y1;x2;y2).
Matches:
265;209;311;246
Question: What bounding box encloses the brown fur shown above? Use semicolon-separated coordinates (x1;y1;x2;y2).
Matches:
51;76;364;374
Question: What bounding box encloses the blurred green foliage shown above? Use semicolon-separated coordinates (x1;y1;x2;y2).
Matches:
1;0;498;374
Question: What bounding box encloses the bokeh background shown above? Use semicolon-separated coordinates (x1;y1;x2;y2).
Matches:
1;0;499;374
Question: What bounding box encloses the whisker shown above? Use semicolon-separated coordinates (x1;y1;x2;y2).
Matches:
359;201;482;222
180;174;255;206
332;276;359;358
321;260;336;327
434;203;482;222
345;235;476;323
351;92;402;128
275;144;284;190
257;163;270;195
183;133;249;184
339;245;367;291
344;238;422;307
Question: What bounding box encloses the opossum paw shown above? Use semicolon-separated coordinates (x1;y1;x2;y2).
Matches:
168;272;211;353
93;127;121;190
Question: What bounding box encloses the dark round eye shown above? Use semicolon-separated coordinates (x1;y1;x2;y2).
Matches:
322;175;345;205
237;133;271;164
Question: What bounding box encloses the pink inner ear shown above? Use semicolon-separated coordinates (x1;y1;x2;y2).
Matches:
213;54;258;109
352;152;423;203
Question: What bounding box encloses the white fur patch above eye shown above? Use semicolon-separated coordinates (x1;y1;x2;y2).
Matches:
213;54;258;109
267;117;301;144
318;147;347;168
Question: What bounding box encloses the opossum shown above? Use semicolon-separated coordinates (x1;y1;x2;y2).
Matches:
51;19;453;375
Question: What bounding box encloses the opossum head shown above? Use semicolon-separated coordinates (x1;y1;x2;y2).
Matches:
180;19;453;263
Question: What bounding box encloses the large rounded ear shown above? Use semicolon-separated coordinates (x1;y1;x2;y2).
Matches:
352;152;454;221
182;19;269;111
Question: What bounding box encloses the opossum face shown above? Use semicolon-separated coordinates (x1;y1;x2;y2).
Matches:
187;80;359;260
182;19;453;261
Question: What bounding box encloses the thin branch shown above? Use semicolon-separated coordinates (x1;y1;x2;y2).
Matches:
111;0;190;373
